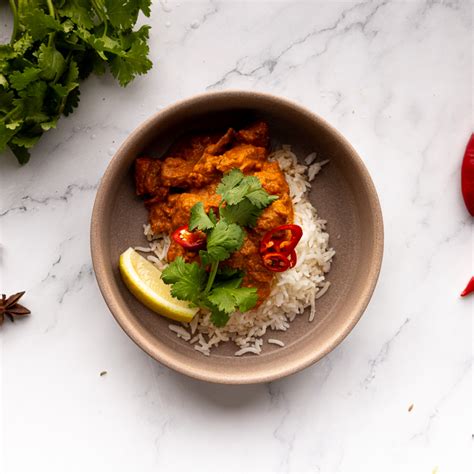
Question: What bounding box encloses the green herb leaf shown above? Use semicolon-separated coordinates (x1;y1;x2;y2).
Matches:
109;28;153;86
161;257;207;304
206;219;245;262
58;0;94;29
208;304;230;327
208;286;258;314
37;44;66;81
19;8;62;41
105;0;141;30
220;199;261;227
9;68;41;91
189;202;215;231
8;143;30;164
216;168;244;199
245;188;279;209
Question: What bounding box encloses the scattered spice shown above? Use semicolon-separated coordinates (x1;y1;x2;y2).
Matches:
460;277;474;297
0;291;30;325
408;403;414;412
100;371;107;377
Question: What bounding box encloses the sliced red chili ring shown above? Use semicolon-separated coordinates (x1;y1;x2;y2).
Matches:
262;252;291;272
172;225;207;251
259;224;303;255
287;249;297;269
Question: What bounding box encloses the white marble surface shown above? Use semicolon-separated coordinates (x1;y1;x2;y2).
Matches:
0;0;472;472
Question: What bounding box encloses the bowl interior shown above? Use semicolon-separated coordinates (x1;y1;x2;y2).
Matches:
91;92;383;384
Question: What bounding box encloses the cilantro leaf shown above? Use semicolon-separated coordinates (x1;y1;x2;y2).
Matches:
208;304;230;327
208;207;218;225
212;277;243;290
216;168;244;199
217;169;279;210
10;134;41;148
63;88;80;116
0;90;14;113
161;257;207;304
58;0;94;29
105;0;142;30
109;27;153;86
189;202;215;232
220;199;261;227
8;143;30;164
0;123;17;150
207;286;258;314
139;0;152;16
206;219;245;262
245;189;279;209
12;34;33;55
37;44;66;81
9;68;41;91
19;7;62;41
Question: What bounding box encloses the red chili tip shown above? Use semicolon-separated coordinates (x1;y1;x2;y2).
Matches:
460;277;474;297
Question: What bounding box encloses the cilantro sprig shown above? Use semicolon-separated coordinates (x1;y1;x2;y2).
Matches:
0;0;153;164
161;168;279;327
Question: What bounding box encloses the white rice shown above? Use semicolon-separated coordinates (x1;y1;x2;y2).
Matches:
268;338;285;347
138;146;335;356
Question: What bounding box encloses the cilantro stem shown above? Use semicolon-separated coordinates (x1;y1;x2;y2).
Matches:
46;0;55;17
204;261;219;295
8;0;18;43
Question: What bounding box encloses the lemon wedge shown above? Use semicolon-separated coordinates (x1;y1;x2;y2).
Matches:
119;247;198;323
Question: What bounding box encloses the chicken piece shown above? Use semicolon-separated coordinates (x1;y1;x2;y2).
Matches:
148;202;173;234
255;195;293;234
253;160;294;233
167;133;221;161
214;144;267;174
167;240;201;263
205;128;235;155
236;121;270;148
135;157;162;197
168;188;221;230
160;157;196;188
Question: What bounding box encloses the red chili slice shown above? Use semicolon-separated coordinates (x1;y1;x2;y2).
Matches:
461;134;474;216
287;249;297;269
262;252;291;272
172;225;206;251
259;224;303;255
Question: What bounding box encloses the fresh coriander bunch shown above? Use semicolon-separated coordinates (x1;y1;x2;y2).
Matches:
0;0;152;164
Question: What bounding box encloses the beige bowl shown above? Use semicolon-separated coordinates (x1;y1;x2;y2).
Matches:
90;91;383;384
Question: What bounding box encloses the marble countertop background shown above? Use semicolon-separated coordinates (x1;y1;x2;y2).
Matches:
0;1;472;472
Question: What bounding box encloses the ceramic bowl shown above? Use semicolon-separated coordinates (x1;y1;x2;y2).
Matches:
90;91;383;384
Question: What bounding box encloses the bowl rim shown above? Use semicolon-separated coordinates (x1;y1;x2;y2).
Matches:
90;90;384;384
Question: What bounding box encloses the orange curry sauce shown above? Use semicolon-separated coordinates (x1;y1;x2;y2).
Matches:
134;121;294;304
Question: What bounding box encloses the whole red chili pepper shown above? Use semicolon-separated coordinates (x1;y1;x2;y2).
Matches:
461;134;474;216
172;225;207;251
460;277;474;297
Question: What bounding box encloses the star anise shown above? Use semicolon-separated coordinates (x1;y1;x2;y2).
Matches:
0;291;31;325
